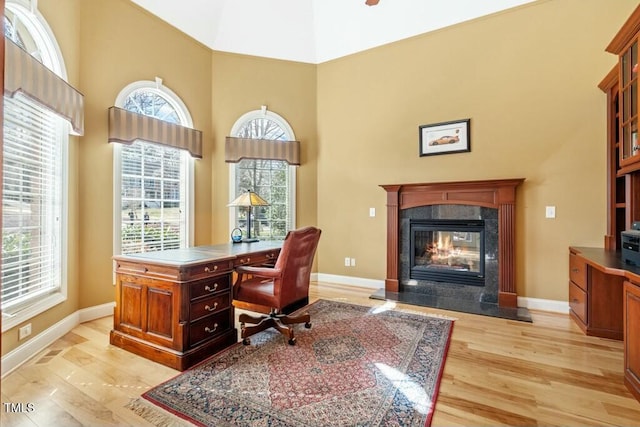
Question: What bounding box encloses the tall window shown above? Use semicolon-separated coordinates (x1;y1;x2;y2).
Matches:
2;0;69;329
229;109;296;241
114;80;194;255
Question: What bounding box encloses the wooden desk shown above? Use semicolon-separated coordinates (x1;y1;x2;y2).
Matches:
109;241;281;371
569;247;640;402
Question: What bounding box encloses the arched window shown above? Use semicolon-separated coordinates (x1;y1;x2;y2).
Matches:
113;79;194;254
2;0;71;330
229;108;297;241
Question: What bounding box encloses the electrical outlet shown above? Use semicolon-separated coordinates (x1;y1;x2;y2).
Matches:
19;323;32;340
350;258;356;267
344;257;351;267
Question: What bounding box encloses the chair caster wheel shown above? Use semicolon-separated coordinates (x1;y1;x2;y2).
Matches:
304;322;312;329
288;338;296;345
242;338;250;345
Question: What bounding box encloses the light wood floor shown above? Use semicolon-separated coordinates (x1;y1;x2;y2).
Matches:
2;282;640;426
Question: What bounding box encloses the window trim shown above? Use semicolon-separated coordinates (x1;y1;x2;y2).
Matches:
112;79;195;260
228;108;297;238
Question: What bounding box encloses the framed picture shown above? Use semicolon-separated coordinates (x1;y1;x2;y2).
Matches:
419;119;470;157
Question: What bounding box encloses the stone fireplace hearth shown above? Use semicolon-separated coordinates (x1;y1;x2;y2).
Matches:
373;179;531;321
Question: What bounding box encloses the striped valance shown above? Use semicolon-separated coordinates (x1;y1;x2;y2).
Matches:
4;38;84;135
108;106;203;159
225;137;300;165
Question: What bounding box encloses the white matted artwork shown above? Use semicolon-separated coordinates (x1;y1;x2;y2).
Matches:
419;119;470;156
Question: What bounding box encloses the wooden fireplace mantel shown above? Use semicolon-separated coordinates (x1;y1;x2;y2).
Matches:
380;178;525;308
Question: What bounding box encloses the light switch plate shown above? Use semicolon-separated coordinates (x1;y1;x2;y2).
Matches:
545;206;556;218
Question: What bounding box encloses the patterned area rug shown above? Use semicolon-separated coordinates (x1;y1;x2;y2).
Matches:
128;299;454;427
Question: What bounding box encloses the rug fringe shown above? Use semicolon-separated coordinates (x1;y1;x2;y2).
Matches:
126;397;193;427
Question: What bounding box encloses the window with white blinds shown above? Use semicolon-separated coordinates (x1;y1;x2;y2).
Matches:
113;82;194;255
119;141;188;254
2;94;65;312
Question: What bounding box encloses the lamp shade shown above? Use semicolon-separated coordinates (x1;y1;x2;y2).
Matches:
227;190;270;207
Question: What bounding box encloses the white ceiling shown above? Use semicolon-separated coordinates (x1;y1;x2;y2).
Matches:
130;0;536;64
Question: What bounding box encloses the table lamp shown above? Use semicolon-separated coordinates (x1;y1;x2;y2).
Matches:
227;190;270;243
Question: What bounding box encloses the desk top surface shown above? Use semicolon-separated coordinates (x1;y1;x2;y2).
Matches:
113;241;282;266
570;246;640;279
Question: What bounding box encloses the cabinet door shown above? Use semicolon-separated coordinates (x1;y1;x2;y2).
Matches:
114;274;180;349
624;280;640;401
620;37;639;167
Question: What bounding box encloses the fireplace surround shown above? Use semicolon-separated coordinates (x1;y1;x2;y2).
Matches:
376;178;529;320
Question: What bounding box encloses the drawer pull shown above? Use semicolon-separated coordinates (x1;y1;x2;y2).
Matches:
204;265;218;273
571;268;579;273
204;283;219;293
204;302;218;312
266;253;275;260
240;257;251;264
204;323;219;334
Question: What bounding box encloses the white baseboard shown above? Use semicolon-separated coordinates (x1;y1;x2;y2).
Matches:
314;273;383;290
517;296;570;314
1;302;115;379
79;301;115;323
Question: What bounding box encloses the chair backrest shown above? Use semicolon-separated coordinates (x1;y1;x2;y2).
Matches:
272;226;321;309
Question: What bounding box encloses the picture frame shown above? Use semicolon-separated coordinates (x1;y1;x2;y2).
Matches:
419;119;470;157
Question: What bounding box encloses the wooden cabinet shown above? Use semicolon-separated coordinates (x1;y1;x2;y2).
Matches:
110;242;281;370
602;5;640;249
607;6;640;170
624;280;640;401
568;248;623;340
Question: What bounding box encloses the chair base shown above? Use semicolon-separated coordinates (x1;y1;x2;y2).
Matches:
239;311;311;345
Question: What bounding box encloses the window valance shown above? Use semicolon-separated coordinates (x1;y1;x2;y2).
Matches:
4;38;84;135
108;106;203;159
225;136;300;165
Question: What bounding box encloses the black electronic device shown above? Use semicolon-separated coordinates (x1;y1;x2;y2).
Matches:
622;229;640;265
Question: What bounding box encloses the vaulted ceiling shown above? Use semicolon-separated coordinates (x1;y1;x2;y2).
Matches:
130;0;536;64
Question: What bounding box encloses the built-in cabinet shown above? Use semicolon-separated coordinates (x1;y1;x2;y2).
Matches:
578;4;640;403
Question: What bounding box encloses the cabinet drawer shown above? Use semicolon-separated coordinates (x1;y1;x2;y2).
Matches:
190;275;231;300
234;250;279;267
189;310;231;347
190;293;230;321
569;281;587;324
569;253;587;291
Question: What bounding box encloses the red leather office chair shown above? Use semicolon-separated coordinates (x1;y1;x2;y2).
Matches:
232;226;321;345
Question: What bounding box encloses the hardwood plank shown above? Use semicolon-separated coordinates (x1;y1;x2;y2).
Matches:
1;281;639;427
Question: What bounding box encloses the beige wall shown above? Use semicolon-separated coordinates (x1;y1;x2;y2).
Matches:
316;0;638;301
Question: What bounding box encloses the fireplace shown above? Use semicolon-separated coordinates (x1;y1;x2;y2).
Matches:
379;179;526;317
410;219;485;286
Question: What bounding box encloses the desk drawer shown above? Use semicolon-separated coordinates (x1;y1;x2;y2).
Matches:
569;281;587;324
190;275;231;300
190;294;230;321
234;250;279;267
569;253;587;291
189;310;231;347
184;260;233;281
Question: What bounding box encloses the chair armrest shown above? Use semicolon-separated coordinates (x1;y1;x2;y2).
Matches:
235;265;282;278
